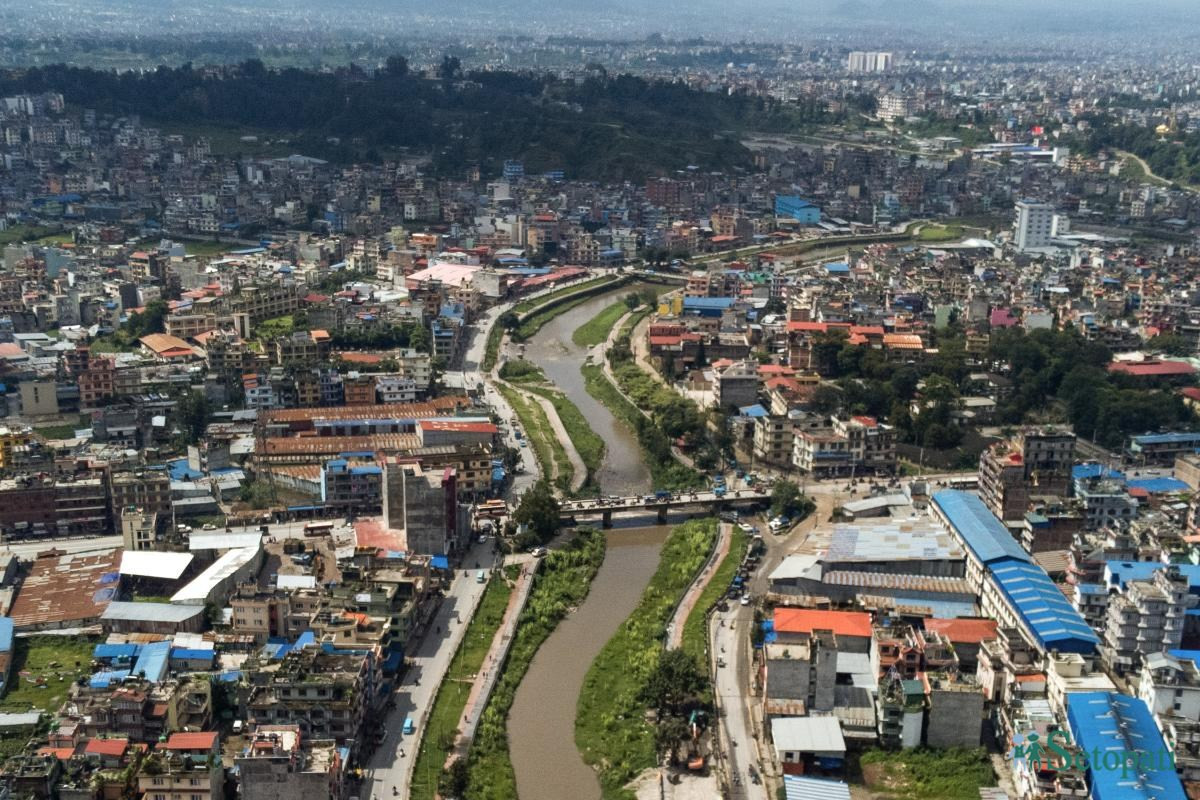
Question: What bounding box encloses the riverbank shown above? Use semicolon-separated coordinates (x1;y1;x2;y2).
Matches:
495;382;575;493
410;573;513;800
465;531;607;800
575;518;719;800
681;529;748;665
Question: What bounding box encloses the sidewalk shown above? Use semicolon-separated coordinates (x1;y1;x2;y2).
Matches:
452;554;538;756
665;522;732;650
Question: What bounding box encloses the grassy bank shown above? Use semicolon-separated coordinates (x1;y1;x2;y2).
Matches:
572;300;629;347
581;363;703;490
680;529;748;666
466;531;607;800
496;382;573;493
576;519;718;799
513;290;609;341
524;385;604;484
410;576;514;800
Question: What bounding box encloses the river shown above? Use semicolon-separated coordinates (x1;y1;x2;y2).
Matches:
507;287;668;800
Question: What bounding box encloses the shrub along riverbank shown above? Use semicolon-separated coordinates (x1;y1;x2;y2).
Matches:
465;531;607;800
410;575;513;800
680;529;748;668
575;518;718;799
581;363;702;490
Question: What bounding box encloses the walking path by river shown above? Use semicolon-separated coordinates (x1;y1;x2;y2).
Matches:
506;287;667;800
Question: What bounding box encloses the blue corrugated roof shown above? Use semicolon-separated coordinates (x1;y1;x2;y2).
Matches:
0;618;12;654
1105;562;1200;592
933;490;1031;565
1066;692;1186;800
431;555;450;570
1072;464;1124;482
682;296;736;310
90;669;130;689
93;643;139;660
171;648;215;662
1127;477;1189;493
739;404;769;418
132;640;170;683
990;560;1098;653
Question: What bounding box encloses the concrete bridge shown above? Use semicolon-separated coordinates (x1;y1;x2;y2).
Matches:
559;488;767;527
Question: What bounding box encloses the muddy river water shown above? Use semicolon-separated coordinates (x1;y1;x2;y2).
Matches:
507;288;668;800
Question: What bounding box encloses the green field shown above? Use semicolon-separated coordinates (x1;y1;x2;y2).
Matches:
465;531;606;799
33;417;87;440
410;576;513;800
0;225;58;246
917;223;965;242
185;240;236;257
0;637;96;714
576;519;718;799
572;300;629;347
855;747;996;800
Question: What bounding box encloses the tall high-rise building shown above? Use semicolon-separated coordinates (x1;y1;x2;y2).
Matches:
1013;200;1055;251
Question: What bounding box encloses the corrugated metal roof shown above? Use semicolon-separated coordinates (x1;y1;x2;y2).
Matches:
989;560;1098;654
770;716;846;754
1065;692;1186;800
784;775;851;800
119;551;194;580
933;490;1031;565
102;602;204;623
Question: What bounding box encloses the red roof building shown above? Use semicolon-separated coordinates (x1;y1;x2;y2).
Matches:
773;608;872;640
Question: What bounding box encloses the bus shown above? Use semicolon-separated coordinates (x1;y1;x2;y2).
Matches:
303;521;335;536
944;475;979;490
476;500;508;518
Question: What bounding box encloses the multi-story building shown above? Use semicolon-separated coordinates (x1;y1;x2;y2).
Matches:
714;361;759;410
753;414;795;467
1103;567;1191;672
236;725;345;800
1013;200;1055;252
246;648;372;753
136;734;223;800
322;457;383;515
110;469;172;521
0;424;34;471
979;426;1075;523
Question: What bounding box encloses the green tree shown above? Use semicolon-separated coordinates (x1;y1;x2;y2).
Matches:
438;759;469;799
498;310;520;331
513;479;560;544
639;649;709;717
770;481;814;520
175;390;212;445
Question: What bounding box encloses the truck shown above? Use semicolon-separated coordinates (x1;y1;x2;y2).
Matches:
654;490;671;501
713;486;726;498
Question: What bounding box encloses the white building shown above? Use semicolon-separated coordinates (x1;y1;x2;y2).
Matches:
1013;200;1055;252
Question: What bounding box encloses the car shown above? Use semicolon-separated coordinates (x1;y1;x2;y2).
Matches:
530;546;547;557
202;523;216;530
740;594;751;606
717;656;726;668
737;522;754;533
477;534;489;543
519;440;527;447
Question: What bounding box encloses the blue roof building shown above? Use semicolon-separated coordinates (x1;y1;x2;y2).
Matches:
989;560;1099;653
774;195;821;224
132;640;170;683
932;490;1031;566
1104;562;1200;594
1065;692;1186;800
682;296;736;317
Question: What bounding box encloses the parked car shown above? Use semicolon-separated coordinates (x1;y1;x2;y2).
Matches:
737;522;754;533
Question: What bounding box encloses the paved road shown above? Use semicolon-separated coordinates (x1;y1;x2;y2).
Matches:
364;539;498;800
712;604;769;800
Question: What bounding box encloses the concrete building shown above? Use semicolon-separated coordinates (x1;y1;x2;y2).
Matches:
1103;566;1191;672
18;380;58;416
715;360;759;410
236;725;345;800
382;461;467;556
1013;200;1055;252
978;426;1075;523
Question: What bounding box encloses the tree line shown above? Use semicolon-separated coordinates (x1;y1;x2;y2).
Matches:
0;58;827;180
